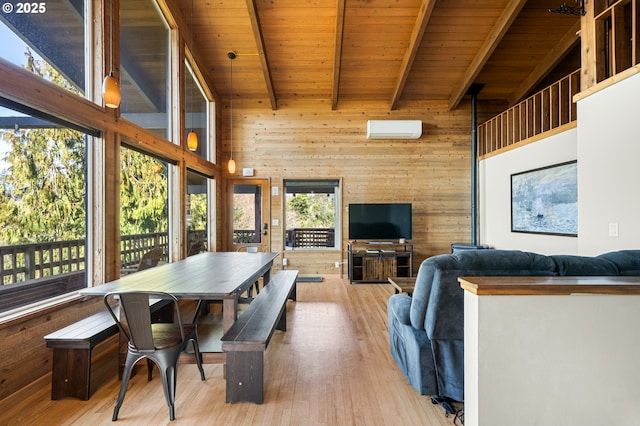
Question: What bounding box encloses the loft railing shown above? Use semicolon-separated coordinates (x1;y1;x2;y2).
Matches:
286;228;335;248
477;69;580;157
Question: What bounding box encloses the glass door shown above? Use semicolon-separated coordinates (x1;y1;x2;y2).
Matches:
228;179;269;252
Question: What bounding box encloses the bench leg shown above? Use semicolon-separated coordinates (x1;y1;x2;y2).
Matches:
51;347;91;400
276;308;287;332
225;350;264;404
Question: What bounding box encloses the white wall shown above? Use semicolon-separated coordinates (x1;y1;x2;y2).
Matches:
577;73;640;255
478;128;578;254
479;72;640;255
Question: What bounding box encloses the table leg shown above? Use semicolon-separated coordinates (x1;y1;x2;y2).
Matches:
222;297;238;333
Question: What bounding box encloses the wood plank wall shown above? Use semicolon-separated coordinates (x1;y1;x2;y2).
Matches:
222;99;500;275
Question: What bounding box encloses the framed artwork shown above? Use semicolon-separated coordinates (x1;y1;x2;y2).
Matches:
511;160;577;236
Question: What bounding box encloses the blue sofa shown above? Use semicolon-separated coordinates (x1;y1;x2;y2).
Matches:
387;249;640;402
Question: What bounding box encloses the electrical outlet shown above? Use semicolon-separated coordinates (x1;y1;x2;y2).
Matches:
335;261;340;268
282;258;288;266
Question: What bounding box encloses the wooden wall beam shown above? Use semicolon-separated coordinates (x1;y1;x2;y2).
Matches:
246;0;277;110
331;0;346;110
508;21;581;106
448;0;527;111
389;0;436;111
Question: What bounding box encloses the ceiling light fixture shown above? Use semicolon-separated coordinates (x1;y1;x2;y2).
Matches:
227;51;236;174
187;0;198;151
102;0;121;108
549;0;585;16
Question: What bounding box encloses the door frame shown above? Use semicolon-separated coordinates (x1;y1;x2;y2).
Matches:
227;178;270;252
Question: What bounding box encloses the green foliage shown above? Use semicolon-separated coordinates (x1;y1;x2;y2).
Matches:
287;194;335;228
119;147;168;235
0;50;86;245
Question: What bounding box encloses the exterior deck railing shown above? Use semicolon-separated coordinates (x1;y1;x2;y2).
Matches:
0;230;207;287
477;69;580;157
286;228;335;248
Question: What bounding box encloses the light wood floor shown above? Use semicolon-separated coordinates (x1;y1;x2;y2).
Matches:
0;275;454;425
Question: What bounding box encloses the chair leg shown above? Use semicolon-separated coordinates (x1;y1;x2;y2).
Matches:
188;338;206;381
113;353;139;421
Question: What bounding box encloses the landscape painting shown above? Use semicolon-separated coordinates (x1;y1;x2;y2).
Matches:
511;161;577;236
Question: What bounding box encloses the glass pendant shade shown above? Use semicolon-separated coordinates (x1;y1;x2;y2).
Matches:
187;130;198;151
228;158;236;173
102;72;121;108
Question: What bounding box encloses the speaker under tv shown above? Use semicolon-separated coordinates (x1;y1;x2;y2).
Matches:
348;203;412;241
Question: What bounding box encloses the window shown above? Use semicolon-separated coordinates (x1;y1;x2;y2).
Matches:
0;101;90;313
185;60;210;159
119;145;169;274
284;180;340;250
0;0;87;95
120;0;170;138
186;169;208;256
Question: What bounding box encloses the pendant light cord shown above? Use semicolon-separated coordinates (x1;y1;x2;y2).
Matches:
109;0;113;73
229;55;233;161
190;0;194;133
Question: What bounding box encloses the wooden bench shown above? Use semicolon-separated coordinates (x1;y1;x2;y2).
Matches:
44;299;172;400
221;269;298;403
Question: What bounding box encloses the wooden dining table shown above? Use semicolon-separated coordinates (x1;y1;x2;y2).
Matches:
80;251;279;363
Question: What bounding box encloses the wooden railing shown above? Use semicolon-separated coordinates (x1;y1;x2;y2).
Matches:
0;230;207;286
233;230;258;244
0;240;85;285
286;228;335;248
477;69;580;157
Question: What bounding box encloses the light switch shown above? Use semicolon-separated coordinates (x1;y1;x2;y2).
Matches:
271;186;279;196
272;219;279;226
609;222;619;237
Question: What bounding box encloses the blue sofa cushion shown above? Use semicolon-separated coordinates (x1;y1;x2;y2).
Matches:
550;254;619;276
597;250;640;275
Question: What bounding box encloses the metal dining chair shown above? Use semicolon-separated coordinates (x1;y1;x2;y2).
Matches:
103;291;205;421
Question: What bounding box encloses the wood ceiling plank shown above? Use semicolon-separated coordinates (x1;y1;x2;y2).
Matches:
448;0;527;111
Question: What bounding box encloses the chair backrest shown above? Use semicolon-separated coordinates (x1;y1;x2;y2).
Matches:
104;291;184;352
137;247;164;272
236;245;261;253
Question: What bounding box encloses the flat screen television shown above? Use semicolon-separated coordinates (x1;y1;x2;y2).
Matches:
348;203;412;241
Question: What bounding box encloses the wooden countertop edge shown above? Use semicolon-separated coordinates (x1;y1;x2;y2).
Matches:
459;276;640;296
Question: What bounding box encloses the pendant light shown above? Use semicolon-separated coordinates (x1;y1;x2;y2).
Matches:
227;51;236;174
187;0;198;151
102;0;121;108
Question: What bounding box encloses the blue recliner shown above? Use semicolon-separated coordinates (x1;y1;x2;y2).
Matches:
388;248;640;402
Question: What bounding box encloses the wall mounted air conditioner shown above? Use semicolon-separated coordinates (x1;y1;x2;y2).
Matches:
366;120;422;139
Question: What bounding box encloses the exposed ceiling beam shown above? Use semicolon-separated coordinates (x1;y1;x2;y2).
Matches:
508;20;581;106
331;0;346;111
448;0;527;111
246;0;277;110
389;0;436;111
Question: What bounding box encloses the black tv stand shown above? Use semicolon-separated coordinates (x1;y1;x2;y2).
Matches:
348;241;413;283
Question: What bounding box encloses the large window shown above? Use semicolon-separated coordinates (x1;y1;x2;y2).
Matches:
186;170;208;256
185;60;209;159
0;101;89;313
120;0;170;138
284;180;340;250
119;145;169;274
0;0;88;95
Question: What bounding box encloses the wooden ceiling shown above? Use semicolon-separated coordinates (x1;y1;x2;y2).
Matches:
181;0;581;111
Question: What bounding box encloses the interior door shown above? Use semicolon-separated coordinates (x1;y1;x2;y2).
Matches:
228;179;269;252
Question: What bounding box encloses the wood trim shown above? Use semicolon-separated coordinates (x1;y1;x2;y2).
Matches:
389;0;436;110
246;0;277;110
459;276;640;296
448;0;528;111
